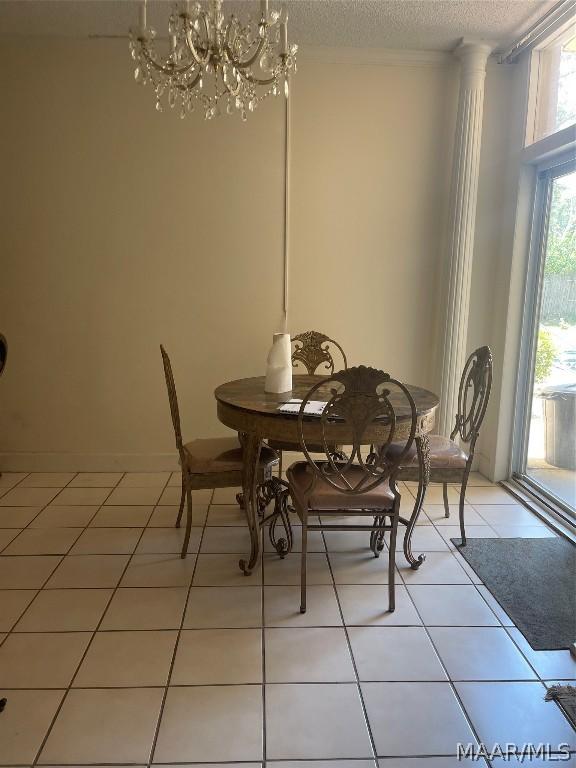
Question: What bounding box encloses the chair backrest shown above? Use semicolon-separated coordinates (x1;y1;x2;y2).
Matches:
291;330;347;375
451;345;493;445
297;365;421;499
160;345;184;454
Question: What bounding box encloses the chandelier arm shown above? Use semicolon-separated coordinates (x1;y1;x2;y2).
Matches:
241;70;277;86
225;37;266;70
185;14;211;66
175;70;202;91
139;45;200;78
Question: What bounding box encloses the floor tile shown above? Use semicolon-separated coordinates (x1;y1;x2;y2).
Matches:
424;504;482;525
148;504;208;527
101;587;188;630
4;527;83;555
337;585;422;626
491;524;556;538
74;629;177;687
263;552;333;585
450;549;485;584
38;688;164;764
465;486;516;504
69;472;124;487
323;530;382;553
168;471;183;486
466;472;496;486
193;553;262;586
264;524;326;553
29;505;99;527
171;628;262;684
0;472;28;488
105;486;161;505
121;553;196;587
0;631;90;687
429;626;538;681
377;761;479;768
201;525;251;553
0;555;61;588
0;589;37;630
0;487;60;507
266;683;372;759
118;472;171;487
19;472;76;488
46;554;129;588
362;682;476;756
70;527;142;554
264;586;343;627
348;626;447;681
437;526;498;545
90;504;154;527
52;487;112;505
398;551;471;585
410;485;460;505
210;486;241;504
505;627;576;680
207;503;246;525
388;525;450;552
407;585;499;626
184;586;262;628
159;486;214;506
153;685;263;762
279;763;375;768
0;689;64;764
0;506;43;527
265;627;355;682
328;551;394;584
476;585;514;625
455;681;575;749
135;526;201;553
473;504;545;526
15;588;112;631
0;528;20;550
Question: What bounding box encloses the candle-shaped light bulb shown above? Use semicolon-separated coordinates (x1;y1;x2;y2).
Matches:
139;0;147;33
260;0;269;21
280;19;288;54
170;34;177;55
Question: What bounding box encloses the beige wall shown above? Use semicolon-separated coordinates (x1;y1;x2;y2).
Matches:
0;37;513;471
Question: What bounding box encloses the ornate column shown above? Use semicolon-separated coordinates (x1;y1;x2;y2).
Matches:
439;39;493;436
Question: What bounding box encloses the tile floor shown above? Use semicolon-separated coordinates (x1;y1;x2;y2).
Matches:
0;466;574;766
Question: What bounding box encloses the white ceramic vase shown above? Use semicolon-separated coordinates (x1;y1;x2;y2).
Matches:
264;333;293;394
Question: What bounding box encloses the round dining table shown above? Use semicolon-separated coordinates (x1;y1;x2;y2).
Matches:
215;374;439;575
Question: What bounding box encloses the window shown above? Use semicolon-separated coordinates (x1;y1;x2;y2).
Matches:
530;29;576;143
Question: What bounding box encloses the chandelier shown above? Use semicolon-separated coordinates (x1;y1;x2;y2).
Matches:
129;0;298;121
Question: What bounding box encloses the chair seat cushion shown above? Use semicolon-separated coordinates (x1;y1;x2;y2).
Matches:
184;437;277;474
287;461;395;512
387;435;468;470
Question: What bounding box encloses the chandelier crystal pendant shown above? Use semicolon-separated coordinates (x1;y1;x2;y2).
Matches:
129;0;298;121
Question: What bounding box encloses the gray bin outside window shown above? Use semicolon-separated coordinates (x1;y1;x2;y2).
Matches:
541;383;576;470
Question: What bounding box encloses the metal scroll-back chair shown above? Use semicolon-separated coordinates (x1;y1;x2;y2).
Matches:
268;330;348;475
160;345;280;558
388;346;492;545
286;365;426;613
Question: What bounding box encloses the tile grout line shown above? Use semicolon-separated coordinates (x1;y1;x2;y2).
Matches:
29;474;156;767
319;523;379;765
401;571;491;764
0;476;130;643
146;485;214;768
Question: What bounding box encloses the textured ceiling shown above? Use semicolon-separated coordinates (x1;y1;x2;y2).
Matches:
0;0;557;51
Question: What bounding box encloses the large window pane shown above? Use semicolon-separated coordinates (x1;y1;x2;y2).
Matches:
526;169;576;510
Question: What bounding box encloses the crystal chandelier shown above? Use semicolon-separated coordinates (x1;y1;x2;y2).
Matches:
129;0;298;121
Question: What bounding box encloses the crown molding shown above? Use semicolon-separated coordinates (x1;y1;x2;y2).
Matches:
297;45;453;68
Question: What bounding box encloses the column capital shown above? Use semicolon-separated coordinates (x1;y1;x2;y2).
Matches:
454;39;493;83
